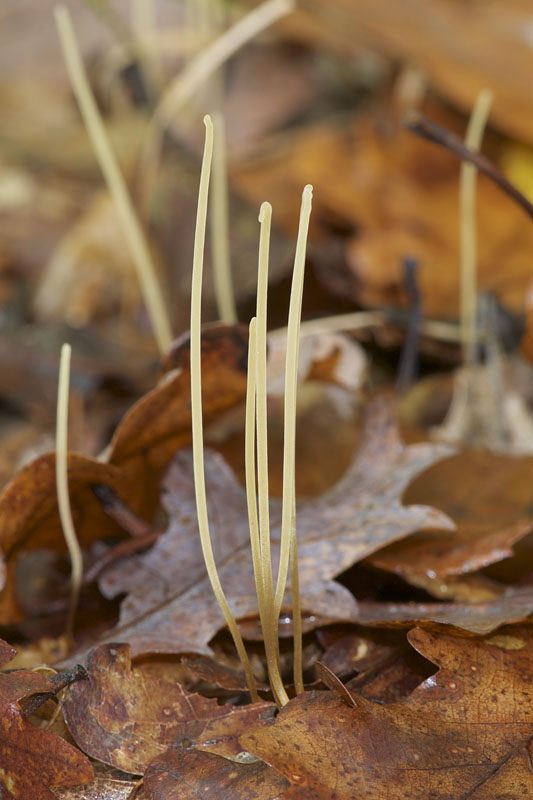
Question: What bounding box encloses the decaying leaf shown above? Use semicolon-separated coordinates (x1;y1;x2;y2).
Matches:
357;587;533;635
144;748;288;800
241;626;533;799
62;642;275;775
0;453;127;623
0;639;93;800
0;326;251;624
91;400;453;658
234;104;533;318
369;447;533;598
53;777;144;800
285;0;533;146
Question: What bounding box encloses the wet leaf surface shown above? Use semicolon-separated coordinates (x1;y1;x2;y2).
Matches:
91;401;453;657
145;747;288;800
62;642;255;774
0;640;93;800
369;449;533;597
241;626;533;799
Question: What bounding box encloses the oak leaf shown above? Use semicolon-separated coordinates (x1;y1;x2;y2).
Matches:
240;627;533;799
62;642;275;775
0;639;93;800
93;400;453;657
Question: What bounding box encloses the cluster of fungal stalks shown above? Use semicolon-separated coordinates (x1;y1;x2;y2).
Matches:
54;4;310;707
189;115;312;705
52;1;494;708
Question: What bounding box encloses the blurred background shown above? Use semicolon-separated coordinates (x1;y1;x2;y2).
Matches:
2;0;533;484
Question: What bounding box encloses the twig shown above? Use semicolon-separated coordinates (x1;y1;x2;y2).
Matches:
20;665;87;717
396;256;421;391
403;110;533;221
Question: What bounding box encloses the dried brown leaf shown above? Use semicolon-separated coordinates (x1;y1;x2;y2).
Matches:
144;748;288;800
62;643;274;775
93;400;453;657
0;639;93;800
241;626;533;798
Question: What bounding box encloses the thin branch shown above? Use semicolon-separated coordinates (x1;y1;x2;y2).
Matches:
403;110;533;221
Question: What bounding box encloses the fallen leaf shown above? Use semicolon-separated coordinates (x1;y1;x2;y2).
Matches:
181;656;268;694
0;453;127;623
368;447;533;598
356;586;533;634
0;639;93;800
233;104;533;318
62;642;274;775
0;326;251;624
241;626;533;798
286;0;533;147
53;777;144;800
144;748;288;800
92;400;453;658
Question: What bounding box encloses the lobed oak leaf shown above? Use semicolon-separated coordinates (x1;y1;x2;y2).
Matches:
0;324;362;626
144;748;288;800
62;642;274;775
0;639;93;800
240;627;533;799
357;585;533;634
369;448;533;599
93;399;454;657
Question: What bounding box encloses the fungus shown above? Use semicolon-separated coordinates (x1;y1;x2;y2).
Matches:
55;343;83;641
191;115;312;706
460;88;493;364
55;5;173;355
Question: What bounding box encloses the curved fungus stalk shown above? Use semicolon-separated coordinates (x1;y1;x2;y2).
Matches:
192;116;311;707
55;343;83;642
460;88;493;365
54;5;173;355
190;115;259;703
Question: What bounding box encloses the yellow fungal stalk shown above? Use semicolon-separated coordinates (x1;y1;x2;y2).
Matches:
55;343;83;642
460;88;493;365
190;115;259;702
54;5;173;355
192;114;311;706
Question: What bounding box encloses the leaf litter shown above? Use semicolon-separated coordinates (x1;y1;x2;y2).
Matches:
4;3;533;798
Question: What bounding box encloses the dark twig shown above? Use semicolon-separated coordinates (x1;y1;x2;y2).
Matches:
92;483;158;538
20;664;87;716
88;484;163;583
83;527;162;585
403;110;533;221
396;257;421;391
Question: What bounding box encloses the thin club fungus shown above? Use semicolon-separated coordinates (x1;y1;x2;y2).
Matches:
190;115;312;706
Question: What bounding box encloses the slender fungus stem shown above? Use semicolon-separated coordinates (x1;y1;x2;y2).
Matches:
55;344;83;643
460;89;493;365
291;489;304;695
256;203;274;604
190;115;258;702
211;112;237;323
54;5;173;355
245;319;287;707
245;317;263;607
139;0;294;208
275;185;313;621
253;202;289;707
